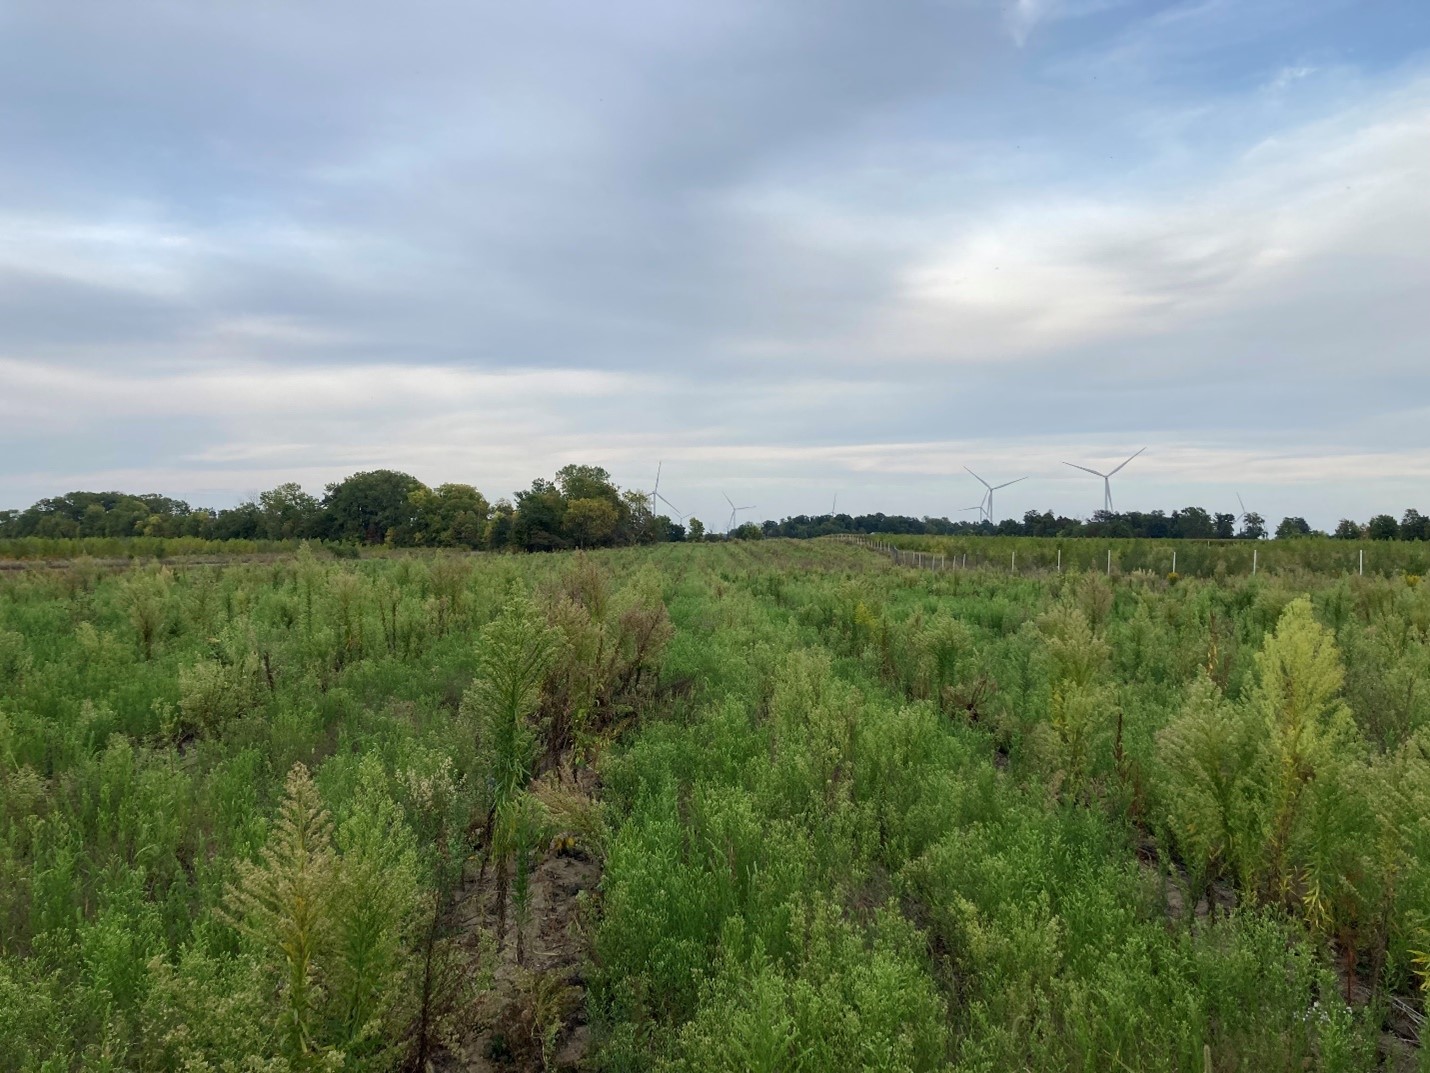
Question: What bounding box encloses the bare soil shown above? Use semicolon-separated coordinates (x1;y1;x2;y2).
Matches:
438;771;603;1073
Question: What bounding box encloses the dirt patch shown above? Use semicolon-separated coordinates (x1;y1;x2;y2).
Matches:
439;773;604;1072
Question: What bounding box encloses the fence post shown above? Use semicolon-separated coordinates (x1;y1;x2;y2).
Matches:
1360;549;1364;576
1253;548;1258;576
1011;550;1016;573
1172;550;1176;575
1057;548;1061;573
1107;549;1111;576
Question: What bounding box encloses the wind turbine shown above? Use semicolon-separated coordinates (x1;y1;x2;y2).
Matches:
724;493;756;535
957;486;990;523
648;462;664;518
648;462;686;522
1062;447;1145;514
963;467;1026;525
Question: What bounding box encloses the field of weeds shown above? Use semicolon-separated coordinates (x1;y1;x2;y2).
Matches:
2;539;1427;1071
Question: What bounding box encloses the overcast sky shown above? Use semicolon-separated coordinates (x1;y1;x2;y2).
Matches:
3;0;1428;529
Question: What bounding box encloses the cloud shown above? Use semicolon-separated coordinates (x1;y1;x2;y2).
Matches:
1268;64;1318;92
884;76;1430;364
0;0;1427;526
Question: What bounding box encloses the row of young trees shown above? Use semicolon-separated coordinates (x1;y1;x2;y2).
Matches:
0;547;674;1069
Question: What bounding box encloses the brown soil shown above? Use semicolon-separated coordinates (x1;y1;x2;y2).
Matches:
438;772;603;1073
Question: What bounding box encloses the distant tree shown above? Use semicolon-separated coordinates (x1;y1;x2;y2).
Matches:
211;501;263;540
1237;512;1267;540
485;501;516;550
1275;516;1312;540
687;518;705;542
407;483;489;547
1400;508;1428;541
512;479;568;551
1022;509;1057;537
732;522;763;541
1213;512;1236;540
555;464;620;505
564;497;620;547
322;470;426;544
1367;514;1400;541
1171;507;1215;540
1333;519;1362;540
258;482;320;540
618;489;650;544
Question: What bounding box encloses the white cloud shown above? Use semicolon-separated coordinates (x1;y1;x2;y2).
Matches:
1268;64;1318;92
0;358;648;445
886;75;1430;362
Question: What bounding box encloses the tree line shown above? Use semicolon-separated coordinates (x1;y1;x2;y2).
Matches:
756;505;1430;541
0;467;682;551
3;470;1428;547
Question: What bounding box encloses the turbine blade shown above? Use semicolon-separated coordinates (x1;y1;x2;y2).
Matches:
1108;446;1146;476
993;476;1028;489
1063;462;1105;477
723;492;735;509
963;466;991;489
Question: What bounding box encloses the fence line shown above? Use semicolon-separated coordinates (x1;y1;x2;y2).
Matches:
829;533;1403;581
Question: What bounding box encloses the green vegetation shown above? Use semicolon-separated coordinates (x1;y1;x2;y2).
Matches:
0;465;676;554
1;539;1428;1070
4;471;1428;556
870;532;1430;578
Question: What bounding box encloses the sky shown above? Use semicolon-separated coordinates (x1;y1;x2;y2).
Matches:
2;0;1429;530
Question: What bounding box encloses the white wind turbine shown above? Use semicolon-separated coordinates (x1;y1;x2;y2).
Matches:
957;486;990;523
1062;447;1145;514
1234;493;1264;538
963;467;1026;525
647;462;684;524
724;493;756;535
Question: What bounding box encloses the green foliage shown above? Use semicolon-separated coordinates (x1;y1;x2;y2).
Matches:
1251;597;1361;904
673;909;946;1073
465;599;557;814
2;537;1429;1072
223;763;339;1067
321;470;425;545
1156;673;1264;890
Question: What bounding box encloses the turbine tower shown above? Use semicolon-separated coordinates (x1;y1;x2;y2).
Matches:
963;467;1026;525
723;493;756;535
958;486;990;523
1062;447;1145;513
652;463;685;522
647;462;663;519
